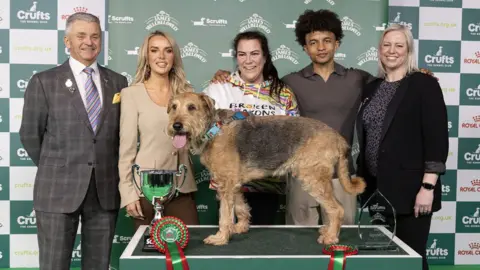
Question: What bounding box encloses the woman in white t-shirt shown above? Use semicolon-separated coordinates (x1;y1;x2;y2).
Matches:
203;30;299;225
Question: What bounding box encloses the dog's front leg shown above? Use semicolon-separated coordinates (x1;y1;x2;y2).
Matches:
204;190;235;245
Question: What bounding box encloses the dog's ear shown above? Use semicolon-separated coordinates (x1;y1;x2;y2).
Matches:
200;94;216;113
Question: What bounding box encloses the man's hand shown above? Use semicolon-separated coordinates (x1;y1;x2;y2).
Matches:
126;200;145;220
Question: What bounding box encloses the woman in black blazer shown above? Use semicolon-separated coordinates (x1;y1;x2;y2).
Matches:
355;24;449;270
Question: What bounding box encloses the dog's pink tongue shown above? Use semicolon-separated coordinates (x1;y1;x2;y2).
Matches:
173;135;187;149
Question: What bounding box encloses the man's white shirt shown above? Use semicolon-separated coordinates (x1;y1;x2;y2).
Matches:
68;56;104;109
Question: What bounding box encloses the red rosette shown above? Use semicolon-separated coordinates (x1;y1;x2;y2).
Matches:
322;244;358;256
150;216;190;254
322;244;358;270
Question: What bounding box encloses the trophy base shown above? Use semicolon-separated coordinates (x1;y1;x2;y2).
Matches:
357;244;399;251
142;234;159;252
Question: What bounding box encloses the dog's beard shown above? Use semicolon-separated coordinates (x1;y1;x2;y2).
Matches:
171;115;212;151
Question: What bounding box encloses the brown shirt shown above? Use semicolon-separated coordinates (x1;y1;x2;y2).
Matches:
282;62;376;174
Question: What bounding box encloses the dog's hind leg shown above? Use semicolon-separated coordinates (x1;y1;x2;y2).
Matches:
296;165;344;245
232;191;251;234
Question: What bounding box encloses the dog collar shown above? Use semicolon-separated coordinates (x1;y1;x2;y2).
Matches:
203;111;250;141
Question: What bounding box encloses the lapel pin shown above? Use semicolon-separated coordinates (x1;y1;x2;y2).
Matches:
65;79;76;93
65;79;73;88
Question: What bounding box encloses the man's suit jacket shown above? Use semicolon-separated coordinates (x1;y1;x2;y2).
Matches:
20;60;129;213
355;72;449;214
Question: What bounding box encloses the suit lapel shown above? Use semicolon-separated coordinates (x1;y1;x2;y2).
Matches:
95;66;114;135
55;61;94;134
379;76;411;143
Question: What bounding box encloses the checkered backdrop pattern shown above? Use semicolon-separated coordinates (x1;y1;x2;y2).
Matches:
388;0;480;265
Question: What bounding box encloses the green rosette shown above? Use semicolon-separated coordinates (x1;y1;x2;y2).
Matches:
150;216;190;270
322;244;358;270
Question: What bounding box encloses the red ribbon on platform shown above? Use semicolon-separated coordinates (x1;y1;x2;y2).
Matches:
322;244;358;270
151;217;190;270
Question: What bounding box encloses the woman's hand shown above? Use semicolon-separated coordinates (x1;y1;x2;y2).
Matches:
414;187;434;218
211;70;231;83
126;200;145;220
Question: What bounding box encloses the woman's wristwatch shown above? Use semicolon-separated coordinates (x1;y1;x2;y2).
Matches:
421;182;435;190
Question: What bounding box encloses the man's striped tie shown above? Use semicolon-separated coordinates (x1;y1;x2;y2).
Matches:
83;67;102;133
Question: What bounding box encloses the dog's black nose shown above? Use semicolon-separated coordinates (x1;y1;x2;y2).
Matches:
173;122;183;131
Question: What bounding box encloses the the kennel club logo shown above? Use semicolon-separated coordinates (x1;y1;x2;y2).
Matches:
341;16;362;36
145;10;179;31
424;46;455;68
16;1;51;24
271;45;299;65
239;14;272;34
191;17;227;27
181;42;208;63
357;47;378;66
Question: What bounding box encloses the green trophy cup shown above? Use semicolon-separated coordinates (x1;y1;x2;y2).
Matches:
131;163;188;252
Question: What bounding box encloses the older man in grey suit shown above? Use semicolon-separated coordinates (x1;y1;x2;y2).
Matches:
19;12;128;270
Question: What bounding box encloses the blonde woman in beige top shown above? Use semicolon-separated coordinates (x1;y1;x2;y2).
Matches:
118;30;199;231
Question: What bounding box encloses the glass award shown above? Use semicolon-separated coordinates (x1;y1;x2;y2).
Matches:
357;189;397;250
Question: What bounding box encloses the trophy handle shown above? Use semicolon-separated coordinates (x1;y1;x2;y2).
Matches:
175;164;188;191
131;164;144;196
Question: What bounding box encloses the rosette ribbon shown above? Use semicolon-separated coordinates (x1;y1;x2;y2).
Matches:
322;244;358;270
150;216;190;270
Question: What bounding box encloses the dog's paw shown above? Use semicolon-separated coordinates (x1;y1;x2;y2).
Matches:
203;233;229;246
232;222;249;234
317;234;339;245
319;226;328;236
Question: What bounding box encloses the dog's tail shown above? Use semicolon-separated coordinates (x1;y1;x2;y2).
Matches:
336;141;366;195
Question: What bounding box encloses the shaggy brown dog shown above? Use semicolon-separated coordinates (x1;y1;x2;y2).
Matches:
167;92;366;246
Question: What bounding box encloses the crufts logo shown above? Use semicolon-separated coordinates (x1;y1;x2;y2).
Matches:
191;17;227;27
424;46;454;67
461;206;480;227
468;22;480;36
426;239;449;258
17;1;51;23
390;12;413;29
465;84;480;100
463;144;480;165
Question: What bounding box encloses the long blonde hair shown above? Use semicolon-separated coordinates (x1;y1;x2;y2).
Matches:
377;24;419;78
133;30;193;95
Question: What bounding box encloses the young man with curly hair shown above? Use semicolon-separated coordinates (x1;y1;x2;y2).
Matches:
282;9;376;226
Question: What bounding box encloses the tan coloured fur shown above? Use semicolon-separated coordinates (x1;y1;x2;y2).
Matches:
167;92;366;246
